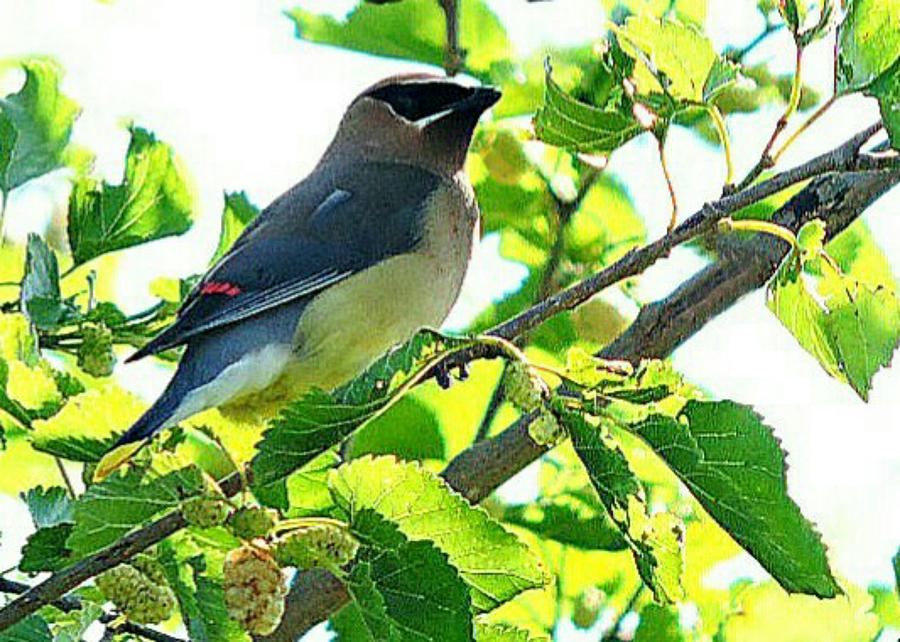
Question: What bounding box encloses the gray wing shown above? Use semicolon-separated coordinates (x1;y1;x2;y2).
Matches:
128;161;442;361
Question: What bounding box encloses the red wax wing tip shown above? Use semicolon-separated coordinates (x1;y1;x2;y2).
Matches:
201;282;242;297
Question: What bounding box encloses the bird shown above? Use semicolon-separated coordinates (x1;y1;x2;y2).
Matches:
108;74;501;455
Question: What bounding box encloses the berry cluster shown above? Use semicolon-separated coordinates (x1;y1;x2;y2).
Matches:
96;556;176;624
77;322;115;378
227;506;278;540
571;586;606;629
503;360;546;412
182;495;231;528
223;545;287;635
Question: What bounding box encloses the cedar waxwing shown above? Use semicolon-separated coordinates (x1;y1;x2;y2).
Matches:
112;74;501;448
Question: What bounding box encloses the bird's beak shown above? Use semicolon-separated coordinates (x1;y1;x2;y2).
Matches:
449;86;502;115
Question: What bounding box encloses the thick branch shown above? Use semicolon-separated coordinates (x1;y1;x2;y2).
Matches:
0;124;888;637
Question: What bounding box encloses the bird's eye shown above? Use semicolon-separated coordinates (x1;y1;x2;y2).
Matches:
366;81;475;122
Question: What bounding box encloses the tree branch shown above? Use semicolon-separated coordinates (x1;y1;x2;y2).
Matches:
0;124;889;637
438;0;464;76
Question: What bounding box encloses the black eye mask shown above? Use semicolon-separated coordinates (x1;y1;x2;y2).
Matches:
366;81;475;121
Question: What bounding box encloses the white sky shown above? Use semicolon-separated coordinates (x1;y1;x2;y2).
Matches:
1;1;900;638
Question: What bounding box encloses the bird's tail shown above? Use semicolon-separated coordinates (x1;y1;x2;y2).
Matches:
94;384;186;481
115;383;185;447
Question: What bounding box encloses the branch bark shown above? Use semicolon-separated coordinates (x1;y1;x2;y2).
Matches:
0;124;891;638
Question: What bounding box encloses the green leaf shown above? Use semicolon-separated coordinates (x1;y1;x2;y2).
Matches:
49;601;104;642
19;523;74;572
20;234;65;330
868;58;900;150
0;59;82;193
66;465;203;557
346;396;445;461
329;455;547;612
251;329;470;508
836;0;900;94
21;485;72;527
499;493;627;552
633;604;684;642
67;126;193;266
779;0;803;33
633;400;840;597
615;15;725;103
703;57;741;103
211;191;259;265
564;409;684;603
824;282;900;400
533;62;643;154
339;509;474;642
0;614;51;642
286;0;513;81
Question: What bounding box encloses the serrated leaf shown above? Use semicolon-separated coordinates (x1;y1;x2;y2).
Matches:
31;384;145;462
341;509;474;642
21;485;72;528
286;0;513;81
19;234;65;330
564;409;684;603
836;0;900;94
633;400;840;597
615;15;720;103
703;57;741;103
19;523;73;572
533;63;643;154
824;282;900;400
66;465;203;557
50;601;103;642
329;456;547;612
211;191;259;265
0;59;82;193
0;614;51;642
67;126;193;266
251;329;470;508
768;227;900;400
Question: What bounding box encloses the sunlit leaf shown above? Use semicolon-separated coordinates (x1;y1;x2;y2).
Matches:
836;0;900;94
633;400;840;597
335;509;474;641
0;58;83;193
330;455;547;612
67;126;193;266
19;234;65;330
633;604;684;641
564;409;685;603
286;0;513;81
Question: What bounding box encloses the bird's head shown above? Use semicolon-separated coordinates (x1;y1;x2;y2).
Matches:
327;74;501;175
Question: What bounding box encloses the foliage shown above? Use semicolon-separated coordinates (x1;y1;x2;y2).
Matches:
1;1;900;641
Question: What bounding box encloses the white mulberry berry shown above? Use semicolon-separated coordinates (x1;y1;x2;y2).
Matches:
96;562;176;624
223;545;287;635
273;522;359;570
182;496;231;528
528;409;564;446
572;586;605;629
503;360;545;412
227;506;278;540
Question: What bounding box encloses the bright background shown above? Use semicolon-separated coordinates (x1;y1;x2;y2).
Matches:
1;1;898;639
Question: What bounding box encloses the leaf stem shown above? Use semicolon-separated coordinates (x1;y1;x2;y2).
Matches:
734;45;806;192
707;105;735;188
54;457;77;498
717;217;799;250
657;137;678;232
770;94;838;165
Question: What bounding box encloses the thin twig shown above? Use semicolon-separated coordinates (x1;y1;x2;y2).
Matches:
0;125;885;637
54;457;77;498
657;137;678;232
734;45;806;192
770;94;838;165
438;0;464;76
